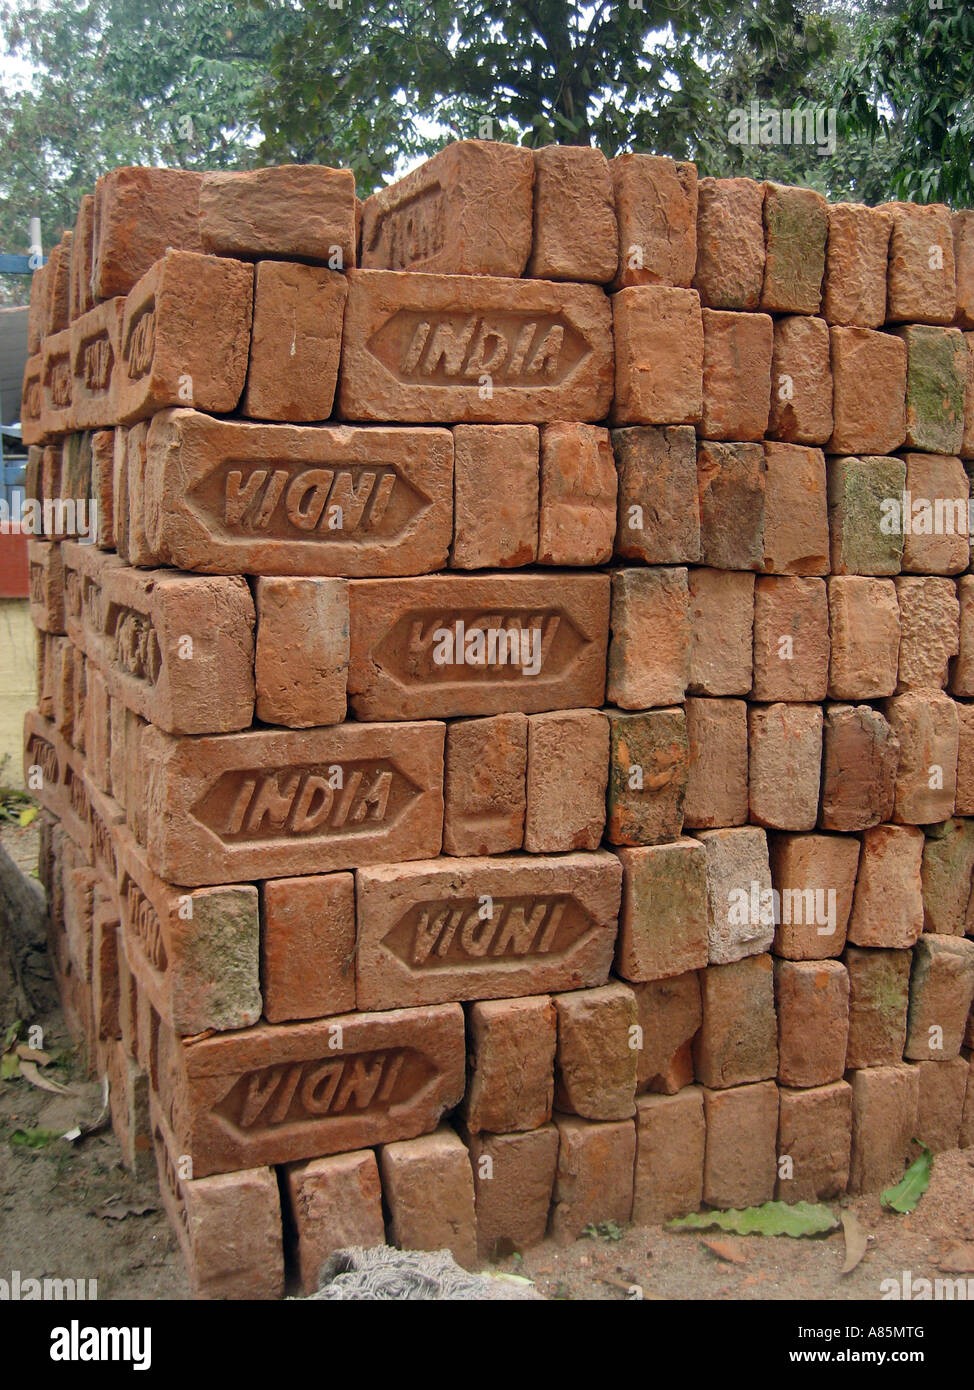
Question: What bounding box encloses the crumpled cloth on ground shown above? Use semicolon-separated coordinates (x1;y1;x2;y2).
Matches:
307;1244;542;1300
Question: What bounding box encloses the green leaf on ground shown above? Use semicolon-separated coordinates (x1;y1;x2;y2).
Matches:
881;1144;932;1214
667;1201;839;1237
18;805;38;827
9;1126;62;1149
0;1052;20;1080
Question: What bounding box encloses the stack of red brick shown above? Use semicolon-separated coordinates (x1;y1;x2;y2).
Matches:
20;142;974;1299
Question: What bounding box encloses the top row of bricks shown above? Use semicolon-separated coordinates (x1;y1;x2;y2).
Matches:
29;140;974;357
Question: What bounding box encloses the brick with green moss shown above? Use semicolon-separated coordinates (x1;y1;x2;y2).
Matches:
845;945;911;1066
827;455;906;575
921;818;974;936
897;324;967;454
606;708;688;846
761;183;828;315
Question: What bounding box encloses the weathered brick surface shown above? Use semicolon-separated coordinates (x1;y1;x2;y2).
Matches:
553;982;638;1121
752;576;829;703
702;1080;778;1209
748;703;822;832
200;164;356;265
767;315;833;445
159;1003;466;1176
40;327;73;437
346;573;609;720
699;308;773;442
905;934;974;1060
285;1150;385;1294
20;353;44;446
611;285;703;426
823;202;891;328
443;713;526;856
900;453;970;576
615;839;709;982
356;851;620;1010
69;194;95;323
694;954;778;1089
896;576;959;693
955;210;974;331
608;567;690;710
687;569;754;697
339;269;613;423
898;326;967;455
261;873;356;1024
819;703;900;832
537;423;616;566
761;443;829;576
697;825;775;964
451;424;539;568
913;1056;968;1152
882;201;956;325
761;183;827;315
379;1127;477;1269
921;818;974;936
242;262;348;422
953;705;974;816
769;832;859;960
613;425;701;564
606;708;688;847
361;140;534;277
468;1125;559;1258
828;577;900;700
115;251;254;425
952;576;974;696
143;409;454;577
530;146;617;284
775;959;849;1088
462;995;556;1134
92;166;203;299
847;824;925;949
845;946;912;1069
140;720;445;886
884;691;958;825
632;972;701;1094
549;1115;635;1244
632;1086;705;1223
693;178;765;310
829;327;907;455
697;441;766;571
27;539;65;634
69;298;125;429
683;698;748;830
524;710;608;853
255;577;348;728
776;1082;853;1202
847;1063;920;1195
611;154;697;290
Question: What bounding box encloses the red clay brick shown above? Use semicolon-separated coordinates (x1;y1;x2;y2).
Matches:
285;1149;385;1294
632;1086;705;1223
462;995;557;1134
632;972;702;1094
900;454;970;576
261;873;355;1024
143;409;454;578
776;1082;852;1201
380;1126;477;1268
140;720;445;886
361;140;534;277
881;200;956;325
884;691;958;824
913;1056;968;1152
697;441;766;571
761;443;830;576
468;1125;559;1258
951;576;974;695
20;353;44;447
820;703;900;832
115;251;253;425
767;315;832;444
769;832;859;960
443;713;527;856
683;698;748;829
896;576;959;693
697;825;775;964
451;424;539;568
828;327;907;454
844;946;912;1068
953;705;974;815
846;824;925;950
775;959;849;1088
241;262;347;422
529;146;617;284
611;154;697;290
40;327;73;436
347;573;609;721
904;934;974;1060
255;577;348;728
606;708;689;847
92;166;203;298
69;298;124;429
702;1080;778;1208
828;576;900;700
537;423;616;566
823;202;891;328
752;576;829;702
200;164;356;265
339;269;613;423
27;539;65;634
955;210;974;331
693;177;765;310
694;954;778;1089
922;817;974;936
611;285;703;425
607;567;690;710
698;309;772;442
688;569;754;697
69;193;95;323
613;425;700;564
748;703;822;832
615;839;709;983
761;183;827;315
356;851;620;1010
847;1063;920;1194
549;1115;635;1244
524;709;607;853
554;982;638;1121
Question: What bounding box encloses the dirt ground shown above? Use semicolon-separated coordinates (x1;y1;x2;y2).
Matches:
2;815;973;1303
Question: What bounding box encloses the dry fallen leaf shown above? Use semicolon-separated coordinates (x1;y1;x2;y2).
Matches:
15;1045;52;1065
840;1211;869;1275
19;1061;75;1095
702;1237;747;1264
